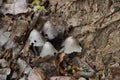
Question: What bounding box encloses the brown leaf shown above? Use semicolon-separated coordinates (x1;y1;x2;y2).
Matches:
104;75;113;80
59;68;67;75
72;65;80;71
21;41;30;57
110;67;120;79
3;50;12;60
54;53;65;74
30;57;40;63
86;60;95;69
58;53;65;63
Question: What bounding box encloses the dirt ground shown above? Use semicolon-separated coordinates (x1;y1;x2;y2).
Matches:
0;0;120;80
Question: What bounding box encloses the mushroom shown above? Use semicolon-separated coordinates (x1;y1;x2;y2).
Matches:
40;42;58;57
43;21;58;40
28;29;45;47
63;36;82;54
28;29;45;56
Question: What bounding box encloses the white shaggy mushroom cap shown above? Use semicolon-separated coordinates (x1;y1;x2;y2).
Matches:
40;42;58;57
64;36;82;54
29;29;45;46
43;21;58;40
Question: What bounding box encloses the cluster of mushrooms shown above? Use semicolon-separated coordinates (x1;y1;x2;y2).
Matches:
28;20;82;58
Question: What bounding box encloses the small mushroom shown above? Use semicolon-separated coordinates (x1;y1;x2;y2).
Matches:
63;36;82;54
43;21;58;40
40;42;58;57
29;29;46;56
28;29;45;46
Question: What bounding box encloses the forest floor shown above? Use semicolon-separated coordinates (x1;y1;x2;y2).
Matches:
0;0;120;80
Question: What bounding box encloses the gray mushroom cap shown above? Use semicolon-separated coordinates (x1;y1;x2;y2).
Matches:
40;42;58;57
28;29;45;46
43;21;58;40
64;36;82;54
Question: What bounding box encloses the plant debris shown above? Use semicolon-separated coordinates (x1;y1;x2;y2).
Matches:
0;0;120;80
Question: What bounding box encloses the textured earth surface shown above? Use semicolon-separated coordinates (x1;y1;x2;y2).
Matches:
0;0;120;80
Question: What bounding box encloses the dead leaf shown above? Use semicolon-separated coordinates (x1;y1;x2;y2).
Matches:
50;76;74;80
86;60;95;69
17;58;32;74
110;67;120;79
0;32;10;47
3;50;12;60
57;53;65;63
72;65;80;71
54;53;65;74
0;59;8;67
0;0;2;6
59;68;67;75
28;67;45;80
0;74;7;80
0;32;15;49
0;68;11;75
2;0;28;15
21;41;30;57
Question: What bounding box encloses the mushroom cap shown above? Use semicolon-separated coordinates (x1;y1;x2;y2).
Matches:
28;29;45;46
40;42;58;57
43;21;58;40
64;36;82;54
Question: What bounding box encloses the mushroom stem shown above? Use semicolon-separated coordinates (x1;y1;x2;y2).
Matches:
32;46;38;56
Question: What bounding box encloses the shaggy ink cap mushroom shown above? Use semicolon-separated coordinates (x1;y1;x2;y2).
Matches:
64;36;82;54
40;42;58;57
43;21;58;40
28;29;45;46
